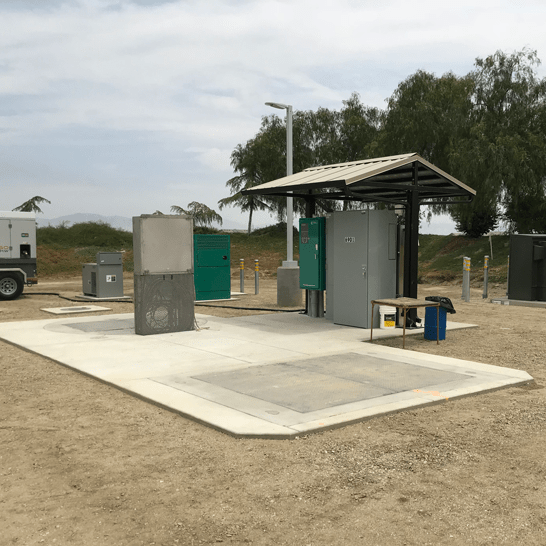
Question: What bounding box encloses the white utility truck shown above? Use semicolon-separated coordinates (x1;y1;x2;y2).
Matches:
0;211;38;300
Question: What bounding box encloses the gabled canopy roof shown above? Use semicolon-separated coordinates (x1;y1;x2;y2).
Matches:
242;153;475;205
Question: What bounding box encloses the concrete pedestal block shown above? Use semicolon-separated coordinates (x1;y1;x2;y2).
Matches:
277;266;302;307
308;290;324;318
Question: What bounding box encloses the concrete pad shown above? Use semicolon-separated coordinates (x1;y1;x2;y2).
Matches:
195;297;239;303
491;297;546;308
75;294;132;302
0;313;532;439
41;305;112;315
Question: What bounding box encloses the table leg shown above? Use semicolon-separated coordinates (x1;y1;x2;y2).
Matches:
402;306;406;349
436;305;439;345
370;302;374;342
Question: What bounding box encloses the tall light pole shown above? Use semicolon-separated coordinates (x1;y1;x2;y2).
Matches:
265;101;296;267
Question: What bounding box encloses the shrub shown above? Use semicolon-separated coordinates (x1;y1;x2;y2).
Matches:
251;222;299;237
37;221;133;248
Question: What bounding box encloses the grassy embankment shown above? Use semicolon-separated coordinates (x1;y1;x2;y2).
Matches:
418;234;510;286
37;222;135;277
35;222;300;278
36;221;510;286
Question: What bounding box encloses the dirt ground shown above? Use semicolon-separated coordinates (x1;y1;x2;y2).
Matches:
1;273;546;545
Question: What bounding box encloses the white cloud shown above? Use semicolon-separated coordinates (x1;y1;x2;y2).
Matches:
184;147;233;172
1;0;546;222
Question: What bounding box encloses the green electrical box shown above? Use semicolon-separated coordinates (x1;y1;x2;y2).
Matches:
194;234;231;300
299;217;326;290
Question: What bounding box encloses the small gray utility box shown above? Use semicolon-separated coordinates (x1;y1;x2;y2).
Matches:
82;252;124;298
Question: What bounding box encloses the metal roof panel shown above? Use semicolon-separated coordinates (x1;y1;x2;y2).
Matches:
243;153;476;199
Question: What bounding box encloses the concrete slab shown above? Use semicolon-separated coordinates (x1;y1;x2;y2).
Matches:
0;313;532;438
41;305;112;315
195;297;239;303
491;297;546;308
75;294;132;302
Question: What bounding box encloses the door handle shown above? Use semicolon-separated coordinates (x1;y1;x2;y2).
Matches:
362;265;367;276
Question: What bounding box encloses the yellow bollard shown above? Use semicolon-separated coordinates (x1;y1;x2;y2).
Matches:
462;256;471;302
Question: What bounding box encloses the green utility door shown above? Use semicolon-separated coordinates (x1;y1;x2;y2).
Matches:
194;235;230;300
299;217;326;290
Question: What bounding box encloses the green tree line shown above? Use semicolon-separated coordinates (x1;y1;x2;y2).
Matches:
221;48;546;237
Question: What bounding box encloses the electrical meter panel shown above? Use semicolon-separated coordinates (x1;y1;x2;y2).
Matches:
299;217;326;290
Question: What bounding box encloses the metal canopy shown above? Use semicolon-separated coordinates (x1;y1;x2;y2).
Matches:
242;153;476;322
242;153;475;205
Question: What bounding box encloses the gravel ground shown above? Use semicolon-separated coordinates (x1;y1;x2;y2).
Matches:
1;275;545;545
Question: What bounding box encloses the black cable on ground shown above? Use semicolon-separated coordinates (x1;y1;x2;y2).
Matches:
26;292;302;312
195;303;305;312
25;292;134;303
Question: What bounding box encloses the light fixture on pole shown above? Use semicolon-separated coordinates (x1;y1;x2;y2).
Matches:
265;101;297;267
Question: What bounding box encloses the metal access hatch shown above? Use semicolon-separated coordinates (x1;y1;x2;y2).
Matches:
194;234;230;300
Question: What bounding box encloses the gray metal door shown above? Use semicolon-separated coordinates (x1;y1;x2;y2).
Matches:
332;211;369;328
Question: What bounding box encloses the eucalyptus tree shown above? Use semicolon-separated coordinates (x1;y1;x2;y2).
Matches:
221;111;314;228
378;69;479;229
451;48;546;235
339;92;382;162
380;49;546;236
380;69;474;170
218;134;274;235
222;93;383;225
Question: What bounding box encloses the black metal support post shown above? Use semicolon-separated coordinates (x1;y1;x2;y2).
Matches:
304;192;316;316
403;162;420;326
305;193;316;218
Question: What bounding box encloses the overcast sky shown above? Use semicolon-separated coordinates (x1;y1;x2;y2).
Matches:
2;0;545;233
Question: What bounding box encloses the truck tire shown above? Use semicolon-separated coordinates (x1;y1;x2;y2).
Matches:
0;272;24;301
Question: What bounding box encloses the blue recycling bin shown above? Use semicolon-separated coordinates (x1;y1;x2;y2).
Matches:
424;306;447;341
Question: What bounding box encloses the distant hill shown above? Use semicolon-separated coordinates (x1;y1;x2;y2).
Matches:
37;213;133;232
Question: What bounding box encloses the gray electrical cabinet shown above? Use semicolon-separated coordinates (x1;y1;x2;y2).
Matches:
325;209;397;329
132;215;195;335
508;234;546;301
82;252;124;298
